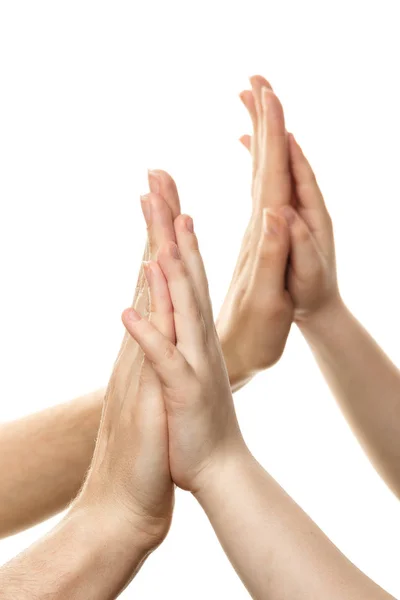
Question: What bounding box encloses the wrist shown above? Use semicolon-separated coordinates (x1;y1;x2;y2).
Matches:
295;294;347;338
219;335;255;392
70;497;166;554
192;441;253;505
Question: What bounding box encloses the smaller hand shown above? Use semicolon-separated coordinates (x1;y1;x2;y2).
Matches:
279;133;341;325
123;215;247;494
217;76;294;389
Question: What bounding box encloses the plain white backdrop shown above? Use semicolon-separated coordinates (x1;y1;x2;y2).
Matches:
0;1;399;597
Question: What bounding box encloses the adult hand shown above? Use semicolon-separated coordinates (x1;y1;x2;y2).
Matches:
75;232;177;550
216;76;293;390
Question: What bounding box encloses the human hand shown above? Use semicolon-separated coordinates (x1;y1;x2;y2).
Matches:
279;133;341;326
123;215;248;494
73;181;182;551
118;170;182;354
216;76;293;389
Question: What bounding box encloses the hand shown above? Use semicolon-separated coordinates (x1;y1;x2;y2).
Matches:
118;169;182;355
123;215;247;493
216;75;293;390
73;177;183;550
279;133;342;325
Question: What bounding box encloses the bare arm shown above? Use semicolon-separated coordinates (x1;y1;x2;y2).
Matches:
195;451;395;600
0;191;177;596
299;299;400;497
0;509;151;600
0;169;182;538
0;390;103;538
123;212;395;600
238;76;400;499
281;133;400;499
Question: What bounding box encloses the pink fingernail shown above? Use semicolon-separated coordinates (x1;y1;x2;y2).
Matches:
148;170;160;194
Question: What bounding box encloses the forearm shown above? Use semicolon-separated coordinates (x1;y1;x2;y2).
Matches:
195;450;394;600
298;299;400;497
0;507;149;599
0;390;104;538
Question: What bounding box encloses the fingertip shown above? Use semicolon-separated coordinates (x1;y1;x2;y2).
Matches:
249;74;273;91
174;213;194;234
121;307;142;329
148;169;181;219
239;134;252;151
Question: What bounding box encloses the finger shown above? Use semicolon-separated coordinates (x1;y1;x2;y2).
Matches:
173;214;214;328
288;133;332;239
250;76;272;181
246;209;290;302
147;169;181;220
239;134;252;152
143;261;175;342
239;91;259;184
157;241;207;360
122;308;189;389
280;206;322;281
140;192;176;260
258;88;291;209
137;260;175;398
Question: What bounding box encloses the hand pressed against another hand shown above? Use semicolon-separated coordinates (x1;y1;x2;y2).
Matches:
279;134;341;325
75;239;176;550
123;215;247;493
73;179;183;549
217;76;293;390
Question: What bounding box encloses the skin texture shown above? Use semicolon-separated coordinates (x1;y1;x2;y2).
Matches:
123;214;394;600
217;76;293;390
0;169;182;539
0;82;298;538
240;76;400;499
0;187;181;598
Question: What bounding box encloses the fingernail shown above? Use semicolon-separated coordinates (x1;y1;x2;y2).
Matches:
148;170;160;194
186;216;194;233
281;206;296;226
140;194;152;225
169;242;180;259
263;208;279;235
127;308;141;322
143;261;152;284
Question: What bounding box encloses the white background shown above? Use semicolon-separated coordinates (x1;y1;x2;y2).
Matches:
0;1;400;597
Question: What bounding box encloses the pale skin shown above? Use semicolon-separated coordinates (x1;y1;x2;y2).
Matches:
0;78;295;537
122;214;394;600
0;196;180;597
0;75;397;597
240;76;400;499
0;70;399;555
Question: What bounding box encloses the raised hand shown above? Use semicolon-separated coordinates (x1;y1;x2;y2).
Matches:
279;134;341;323
216;75;293;390
75;239;176;549
123;215;247;493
